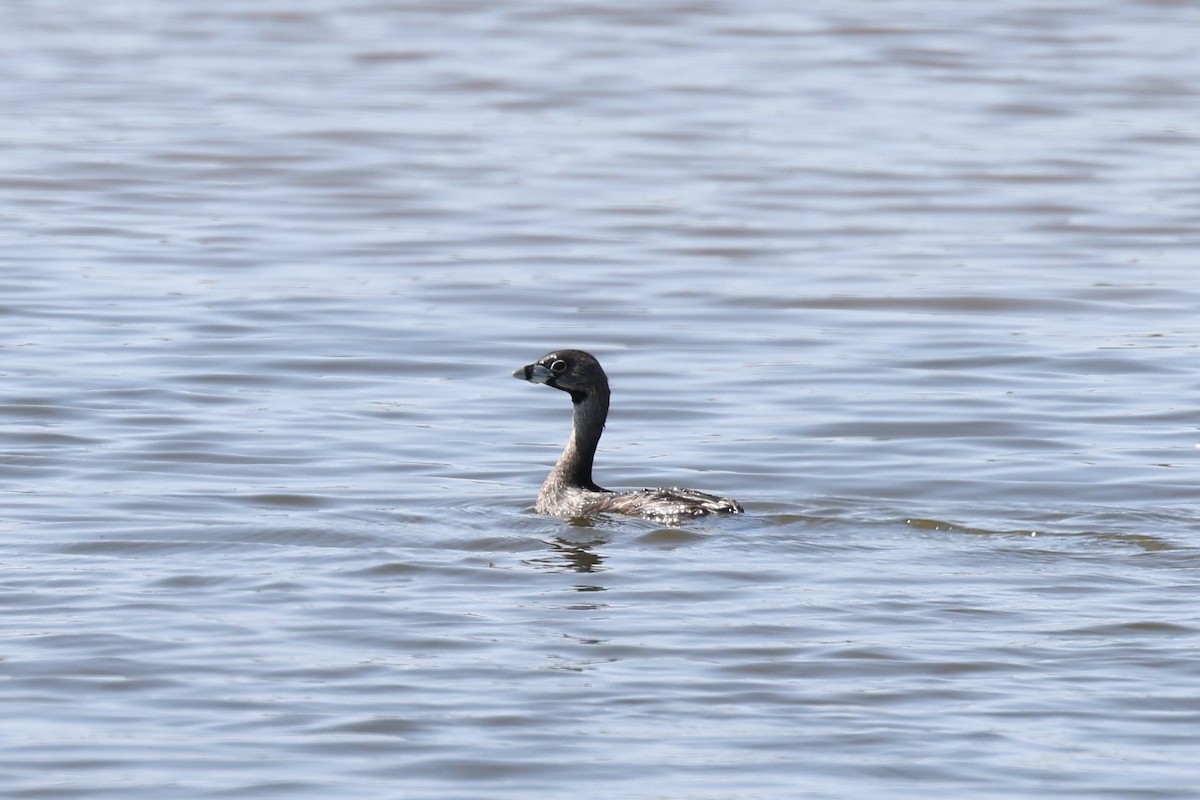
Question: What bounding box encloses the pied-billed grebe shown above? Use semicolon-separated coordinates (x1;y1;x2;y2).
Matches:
512;349;744;520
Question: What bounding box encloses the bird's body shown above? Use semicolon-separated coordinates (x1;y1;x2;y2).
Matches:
513;349;743;520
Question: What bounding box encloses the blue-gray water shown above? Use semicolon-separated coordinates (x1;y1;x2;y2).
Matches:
3;2;1199;798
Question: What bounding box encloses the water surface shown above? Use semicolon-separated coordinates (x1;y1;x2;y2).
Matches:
2;2;1199;798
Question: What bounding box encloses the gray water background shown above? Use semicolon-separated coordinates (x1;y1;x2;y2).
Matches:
2;1;1199;798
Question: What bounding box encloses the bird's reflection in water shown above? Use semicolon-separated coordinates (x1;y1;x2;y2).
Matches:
545;535;606;577
524;531;609;594
549;537;609;604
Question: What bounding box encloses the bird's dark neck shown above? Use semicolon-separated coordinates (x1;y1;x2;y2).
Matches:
553;383;610;491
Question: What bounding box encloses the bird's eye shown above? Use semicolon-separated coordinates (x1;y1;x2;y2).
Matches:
549;359;567;374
